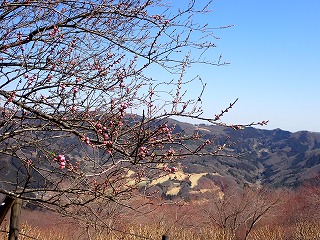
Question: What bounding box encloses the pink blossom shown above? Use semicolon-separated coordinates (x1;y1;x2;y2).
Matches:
104;140;112;147
58;155;65;162
46;75;53;82
138;146;148;159
163;166;171;173
121;103;128;109
57;155;66;170
49;26;59;38
167;148;175;156
171;167;178;173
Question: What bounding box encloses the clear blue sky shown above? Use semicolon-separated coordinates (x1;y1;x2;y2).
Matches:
181;0;320;132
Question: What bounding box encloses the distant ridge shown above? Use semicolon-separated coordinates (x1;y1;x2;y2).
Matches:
1;117;320;200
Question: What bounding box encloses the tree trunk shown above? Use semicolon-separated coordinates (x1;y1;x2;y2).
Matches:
8;198;22;240
0;196;15;225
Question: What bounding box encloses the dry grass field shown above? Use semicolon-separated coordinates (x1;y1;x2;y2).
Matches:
1;221;320;240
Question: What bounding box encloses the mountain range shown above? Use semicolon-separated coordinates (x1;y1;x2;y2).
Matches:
139;120;320;200
2;118;320;200
179;121;320;187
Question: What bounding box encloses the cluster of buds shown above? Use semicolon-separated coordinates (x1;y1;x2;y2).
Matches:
160;124;170;134
147;89;155;116
257;120;269;126
71;105;77;112
60;83;66;90
91;122;115;153
67;39;76;53
214;99;239;121
95;122;107;134
166;148;175;157
54;155;77;171
91;178;109;193
40;94;46;102
138;146;148;160
6;91;16;103
119;103;128;117
55;154;66;170
103;133;109;140
151;14;162;20
118;121;123;127
84;136;90;145
103;140;113;154
159;124;173;142
104;140;113;147
136;170;145;180
202;139;211;147
46;74;53;82
25;73;36;85
75;76;81;83
26;159;32;166
49;25;59;38
73;87;79;93
163;166;178;173
119;75;126;88
230;125;245;130
17;31;23;41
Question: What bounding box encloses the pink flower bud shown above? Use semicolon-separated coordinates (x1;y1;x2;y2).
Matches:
171;167;178;173
167;148;175;156
58;155;65;162
121;103;128;109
